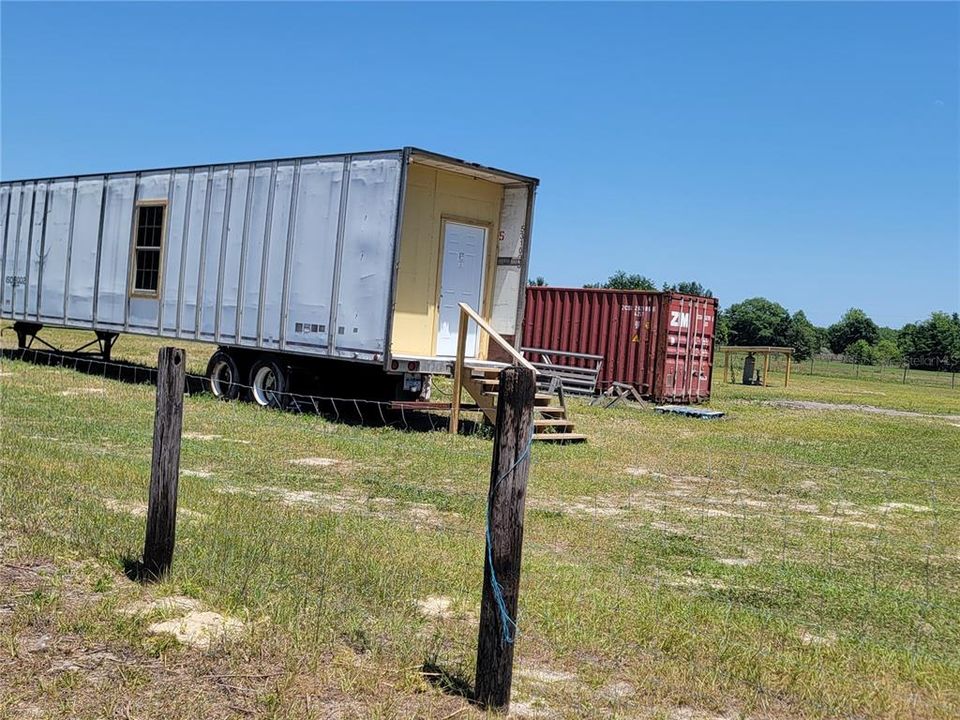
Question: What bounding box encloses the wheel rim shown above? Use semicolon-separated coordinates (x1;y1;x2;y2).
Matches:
252;365;279;406
210;360;234;398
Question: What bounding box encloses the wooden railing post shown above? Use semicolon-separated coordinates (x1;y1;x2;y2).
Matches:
449;306;470;435
475;365;536;712
142;347;186;579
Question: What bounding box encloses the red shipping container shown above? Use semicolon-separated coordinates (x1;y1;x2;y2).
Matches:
522;287;718;403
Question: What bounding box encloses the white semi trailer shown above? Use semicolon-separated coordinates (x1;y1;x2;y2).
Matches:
1;147;537;406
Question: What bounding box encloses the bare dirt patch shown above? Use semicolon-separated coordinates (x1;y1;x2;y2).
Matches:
716;557;756;567
416;595;454;620
517;666;576;684
183;432;250;444
148;610;244;649
510;699;556;717
600;680;635;702
221;483;462;530
289;457;340;467
668;708;737;720
100;497;205;521
878;502;931;513
100;498;148;518
122;595;204;616
58;387;106;397
181;468;213;478
767;400;960;422
798;629;837;647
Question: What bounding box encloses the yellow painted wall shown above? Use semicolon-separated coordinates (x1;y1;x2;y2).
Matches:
391;162;503;357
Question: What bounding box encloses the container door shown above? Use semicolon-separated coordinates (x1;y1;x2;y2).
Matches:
656;294;716;403
436;220;486;357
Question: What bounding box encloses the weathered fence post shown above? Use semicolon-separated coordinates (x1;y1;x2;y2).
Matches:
142;347;186;579
475;365;536;712
902;364;908;384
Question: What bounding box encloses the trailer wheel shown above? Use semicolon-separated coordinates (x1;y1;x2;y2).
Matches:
206;350;242;401
248;359;288;409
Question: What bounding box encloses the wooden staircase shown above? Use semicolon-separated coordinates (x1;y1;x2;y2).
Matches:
448;302;588;444
462;364;587;443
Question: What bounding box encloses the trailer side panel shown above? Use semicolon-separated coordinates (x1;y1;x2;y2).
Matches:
0;151;403;363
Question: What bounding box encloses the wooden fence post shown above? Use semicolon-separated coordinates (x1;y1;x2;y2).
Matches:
475;366;536;712
142;347;186;579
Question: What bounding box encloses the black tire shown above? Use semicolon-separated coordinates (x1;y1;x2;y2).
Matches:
206;350;242;401
247;358;288;409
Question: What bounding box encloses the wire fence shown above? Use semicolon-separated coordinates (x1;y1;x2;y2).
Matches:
1;344;957;716
724;351;959;390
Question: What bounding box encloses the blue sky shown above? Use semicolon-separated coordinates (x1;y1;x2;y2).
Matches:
2;2;957;328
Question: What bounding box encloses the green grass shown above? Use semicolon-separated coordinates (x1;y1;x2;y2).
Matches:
1;325;958;718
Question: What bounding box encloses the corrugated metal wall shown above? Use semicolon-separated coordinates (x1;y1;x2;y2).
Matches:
523;287;718;403
0;152;403;363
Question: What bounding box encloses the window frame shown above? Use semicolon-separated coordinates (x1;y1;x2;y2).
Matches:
128;200;168;298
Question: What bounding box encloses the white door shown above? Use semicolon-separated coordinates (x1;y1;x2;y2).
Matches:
436;221;487;357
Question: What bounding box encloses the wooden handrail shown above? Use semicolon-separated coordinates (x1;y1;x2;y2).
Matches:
458;303;535;371
450;303;534;434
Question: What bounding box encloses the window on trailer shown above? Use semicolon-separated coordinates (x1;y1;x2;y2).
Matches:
131;202;165;295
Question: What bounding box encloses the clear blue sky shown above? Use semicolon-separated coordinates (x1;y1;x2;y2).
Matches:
2;2;957;328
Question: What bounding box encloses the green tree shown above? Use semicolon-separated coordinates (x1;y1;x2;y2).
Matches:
899;312;960;371
783;310;820;360
528;276;547;286
844;339;876;365
874;338;902;368
724;297;792;347
663;280;713;297
586;270;657;291
877;326;899;344
715;311;730;345
827;308;880;354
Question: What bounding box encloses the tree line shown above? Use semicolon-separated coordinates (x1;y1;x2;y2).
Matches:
720;301;959;370
528;271;960;370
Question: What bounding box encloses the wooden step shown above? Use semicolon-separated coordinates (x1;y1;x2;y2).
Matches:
532;432;588;443
482;391;554;406
534;418;574;428
536;406;567;416
458;362;587;443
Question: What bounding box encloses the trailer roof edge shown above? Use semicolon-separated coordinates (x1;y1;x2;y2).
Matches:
0;146;539;187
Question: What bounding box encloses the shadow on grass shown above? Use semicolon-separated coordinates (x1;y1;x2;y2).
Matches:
421;660;475;702
120;553;167;585
1;347;206;393
2;346;490;437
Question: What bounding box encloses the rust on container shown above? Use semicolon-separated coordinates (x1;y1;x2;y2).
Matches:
522;287;718;403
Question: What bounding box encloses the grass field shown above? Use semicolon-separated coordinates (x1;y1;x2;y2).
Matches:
1;325;958;719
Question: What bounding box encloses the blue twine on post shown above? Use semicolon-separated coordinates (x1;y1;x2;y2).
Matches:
485;431;533;645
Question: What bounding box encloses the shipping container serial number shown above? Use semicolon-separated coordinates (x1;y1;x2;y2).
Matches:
4;275;27;287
